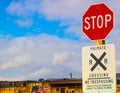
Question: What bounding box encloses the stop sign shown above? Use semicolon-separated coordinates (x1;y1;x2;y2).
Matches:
82;3;114;40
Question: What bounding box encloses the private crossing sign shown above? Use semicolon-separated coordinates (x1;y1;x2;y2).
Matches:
82;44;116;93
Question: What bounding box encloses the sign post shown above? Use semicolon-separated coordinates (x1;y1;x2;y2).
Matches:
82;3;116;93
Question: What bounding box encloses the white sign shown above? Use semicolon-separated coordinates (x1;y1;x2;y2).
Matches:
82;44;116;93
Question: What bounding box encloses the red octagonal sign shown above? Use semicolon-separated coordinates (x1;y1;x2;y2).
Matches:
82;3;114;40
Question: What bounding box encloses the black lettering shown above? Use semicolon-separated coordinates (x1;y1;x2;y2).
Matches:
90;52;107;71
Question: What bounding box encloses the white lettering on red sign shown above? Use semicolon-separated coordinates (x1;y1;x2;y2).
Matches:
84;14;112;30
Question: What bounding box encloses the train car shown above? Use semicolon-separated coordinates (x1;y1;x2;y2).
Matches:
0;78;82;93
1;78;120;93
48;78;82;93
0;81;43;93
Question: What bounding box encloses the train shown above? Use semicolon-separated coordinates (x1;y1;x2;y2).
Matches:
0;77;120;93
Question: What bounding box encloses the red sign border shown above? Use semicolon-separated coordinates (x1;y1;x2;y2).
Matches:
82;3;114;41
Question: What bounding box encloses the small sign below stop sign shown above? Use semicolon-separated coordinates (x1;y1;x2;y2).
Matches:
82;3;114;40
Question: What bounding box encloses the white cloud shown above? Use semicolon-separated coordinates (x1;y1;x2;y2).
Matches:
0;76;23;81
41;0;120;41
15;19;33;27
40;0;81;20
0;34;82;80
6;0;40;17
6;0;120;36
0;34;119;80
40;0;120;21
26;68;53;80
4;0;120;80
1;53;32;70
53;52;72;65
39;0;120;37
6;0;39;27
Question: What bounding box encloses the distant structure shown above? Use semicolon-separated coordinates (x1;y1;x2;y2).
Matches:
116;73;120;79
70;72;72;79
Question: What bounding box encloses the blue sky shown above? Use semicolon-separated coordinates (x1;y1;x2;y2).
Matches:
0;0;120;80
0;0;62;37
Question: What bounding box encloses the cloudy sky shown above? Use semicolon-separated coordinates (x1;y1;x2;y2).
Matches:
0;0;120;81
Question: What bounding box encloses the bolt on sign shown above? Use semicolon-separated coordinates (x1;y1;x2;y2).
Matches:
82;44;116;93
82;3;114;40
